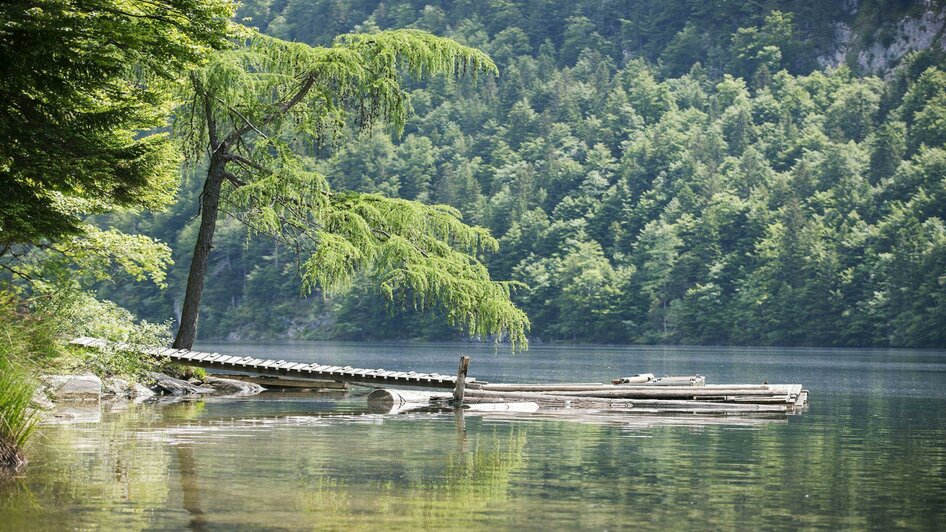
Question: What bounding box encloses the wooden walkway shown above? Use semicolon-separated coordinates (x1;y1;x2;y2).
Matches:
70;337;476;390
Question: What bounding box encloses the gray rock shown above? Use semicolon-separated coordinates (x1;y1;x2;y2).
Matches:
204;377;265;396
102;377;132;398
40;374;102;402
132;382;156;401
146;372;214;396
102;377;159;402
30;388;55;410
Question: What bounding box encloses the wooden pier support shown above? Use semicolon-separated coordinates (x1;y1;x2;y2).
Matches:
452;356;470;405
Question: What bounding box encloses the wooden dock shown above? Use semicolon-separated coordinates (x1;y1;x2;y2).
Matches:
70;337;475;390
70;337;809;416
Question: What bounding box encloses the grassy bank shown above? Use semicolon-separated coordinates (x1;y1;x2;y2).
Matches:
0;293;52;470
0;289;175;470
0;361;40;469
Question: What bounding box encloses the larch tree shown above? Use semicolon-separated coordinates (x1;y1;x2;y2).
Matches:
173;29;530;349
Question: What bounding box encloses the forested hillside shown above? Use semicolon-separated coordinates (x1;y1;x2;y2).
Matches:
99;0;946;346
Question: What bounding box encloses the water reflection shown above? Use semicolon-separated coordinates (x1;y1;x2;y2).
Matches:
175;444;207;531
2;344;945;529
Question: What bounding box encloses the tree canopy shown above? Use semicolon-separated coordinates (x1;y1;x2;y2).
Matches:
91;0;946;349
0;0;233;247
170;28;529;349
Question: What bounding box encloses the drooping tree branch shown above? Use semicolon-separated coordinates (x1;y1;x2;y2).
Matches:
172;28;527;350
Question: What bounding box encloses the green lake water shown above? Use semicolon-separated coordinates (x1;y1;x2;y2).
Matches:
2;343;945;530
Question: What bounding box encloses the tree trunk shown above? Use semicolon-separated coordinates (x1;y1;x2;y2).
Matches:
173;156;226;349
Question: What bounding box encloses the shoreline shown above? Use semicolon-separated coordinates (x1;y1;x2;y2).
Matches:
31;372;266;425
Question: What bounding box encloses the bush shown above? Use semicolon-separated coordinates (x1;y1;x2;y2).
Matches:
26;289;173;380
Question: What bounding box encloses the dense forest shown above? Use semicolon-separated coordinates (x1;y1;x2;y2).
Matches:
83;0;946;347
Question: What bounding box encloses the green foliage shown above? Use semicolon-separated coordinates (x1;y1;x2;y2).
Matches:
93;1;946;348
172;27;527;348
0;294;49;468
0;359;39;468
0;0;235;247
45;292;172;378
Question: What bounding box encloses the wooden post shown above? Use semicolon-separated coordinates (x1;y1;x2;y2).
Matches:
452;355;470;405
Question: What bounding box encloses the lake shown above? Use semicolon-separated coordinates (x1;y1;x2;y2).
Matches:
2;343;945;530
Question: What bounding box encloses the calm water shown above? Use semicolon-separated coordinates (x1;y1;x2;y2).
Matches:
3;343;946;530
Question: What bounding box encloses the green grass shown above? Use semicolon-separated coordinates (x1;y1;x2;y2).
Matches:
0;361;40;469
0;287;175;470
0;293;51;469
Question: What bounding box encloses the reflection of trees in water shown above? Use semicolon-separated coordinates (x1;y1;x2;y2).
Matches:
175;444;207;531
0;402;174;530
297;422;528;528
1;396;945;529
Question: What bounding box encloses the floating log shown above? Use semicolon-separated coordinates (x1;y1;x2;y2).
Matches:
611;375;705;386
367;389;450;410
646;375;706;386
613;373;655;384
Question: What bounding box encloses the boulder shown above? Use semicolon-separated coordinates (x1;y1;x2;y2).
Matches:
204;376;265;396
102;377;132;398
146;372;214;396
132;382;156;401
102;377;158;401
40;374;102;402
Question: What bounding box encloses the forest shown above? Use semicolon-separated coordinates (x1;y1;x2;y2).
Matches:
4;0;946;359
84;0;946;347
